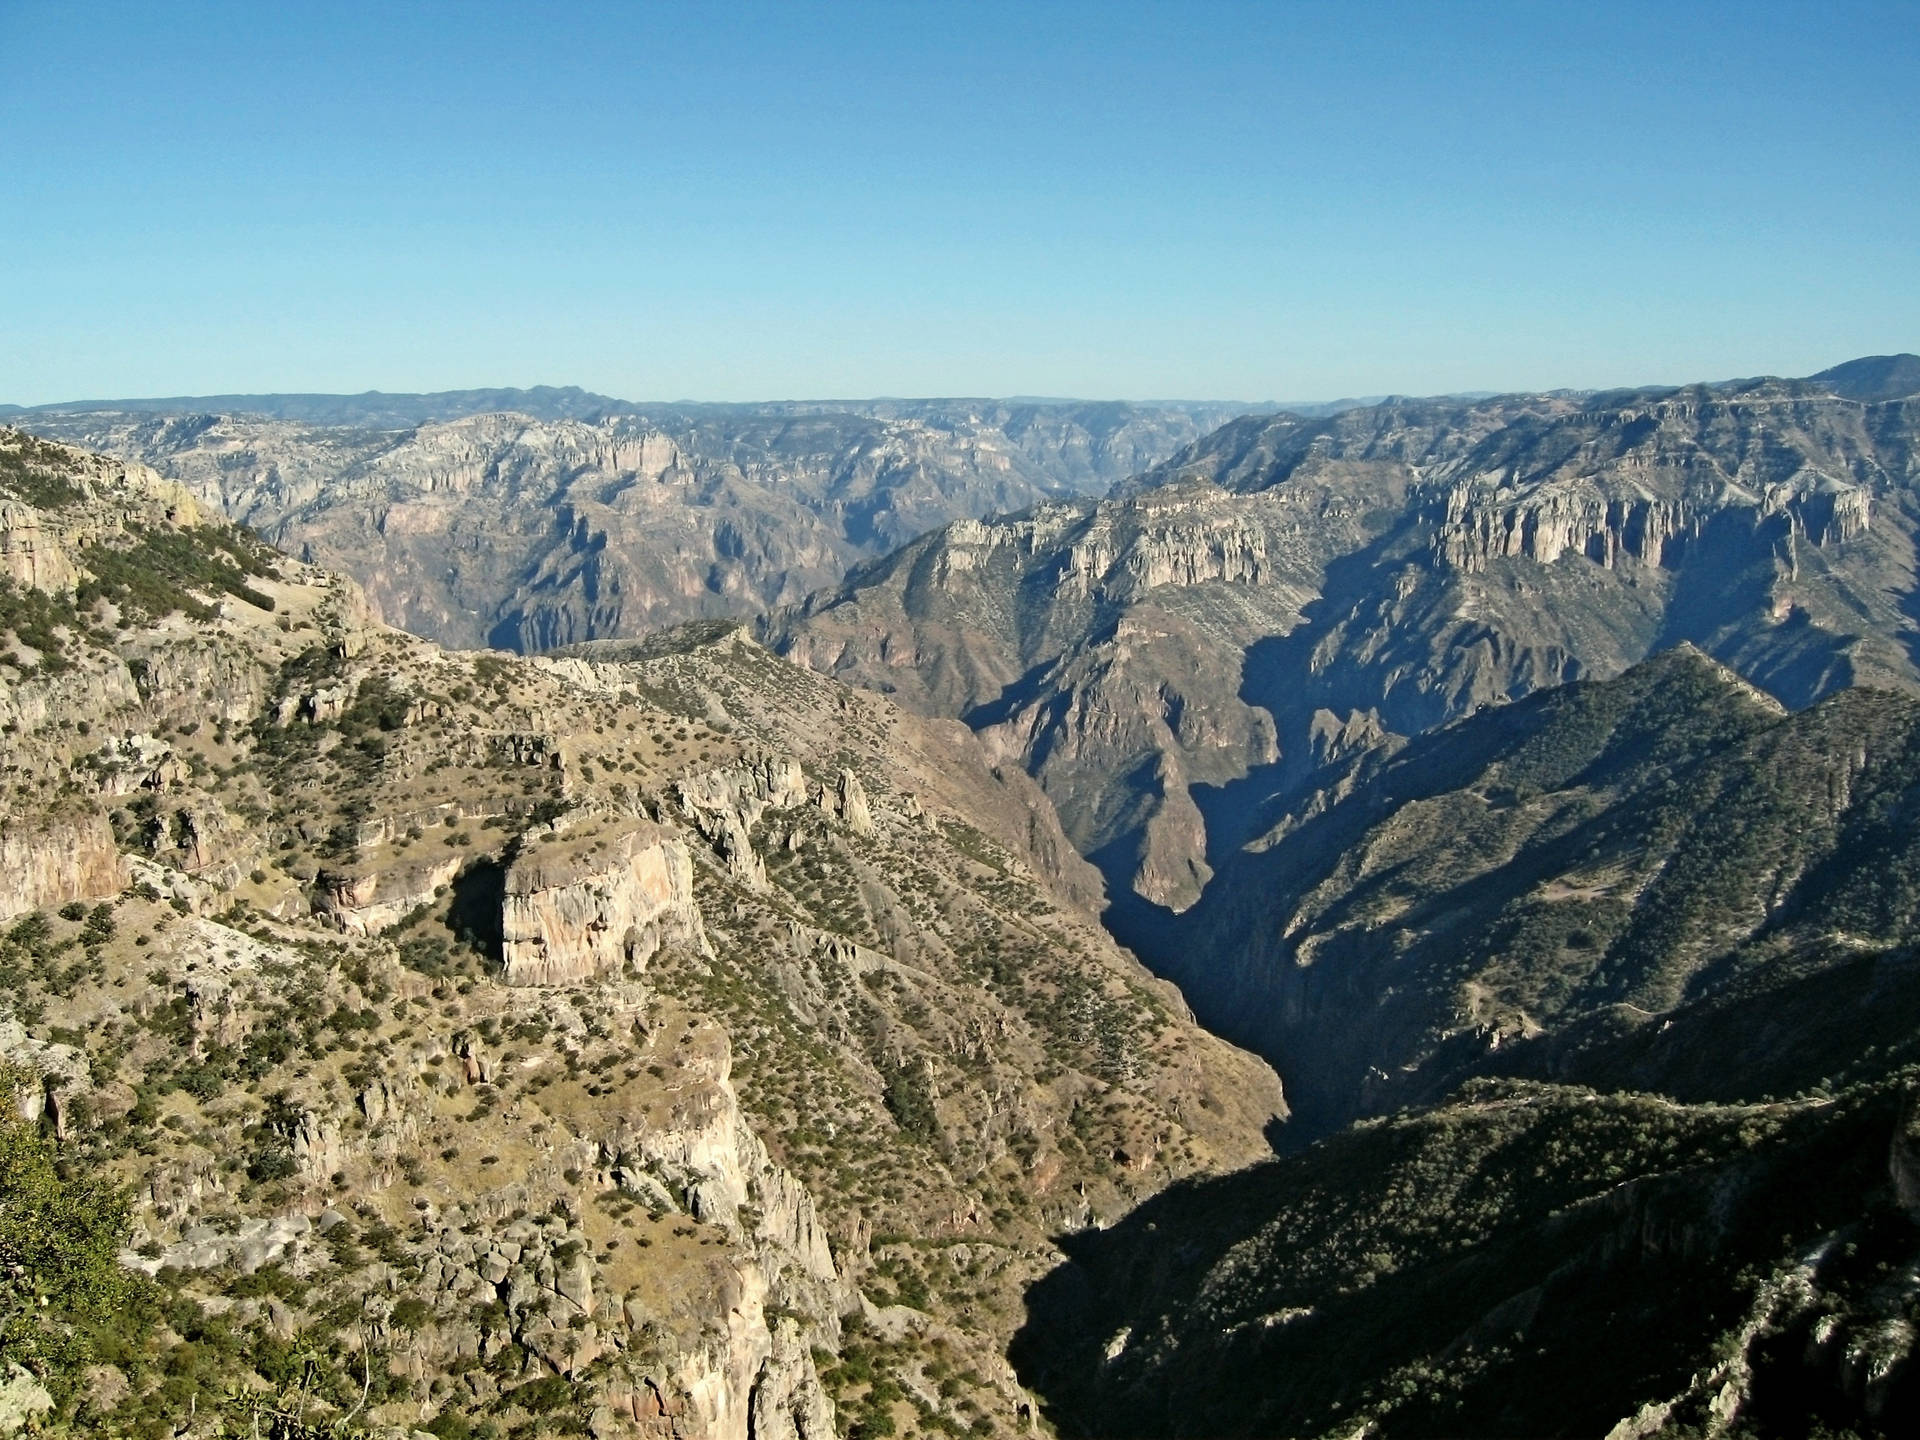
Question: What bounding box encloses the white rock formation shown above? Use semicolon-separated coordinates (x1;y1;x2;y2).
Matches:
501;820;705;985
313;853;464;935
674;751;810;886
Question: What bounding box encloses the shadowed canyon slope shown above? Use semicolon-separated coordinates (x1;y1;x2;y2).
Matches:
1008;646;1920;1438
1169;647;1920;1131
771;359;1920;914
18;395;1243;652
1016;1075;1920;1438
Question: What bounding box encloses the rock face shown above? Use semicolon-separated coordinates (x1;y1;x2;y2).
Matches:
0;498;78;591
672;751;810;888
0;1016;90;1136
312;853;466;934
18;397;1241;651
501;821;705;985
1;435;204;592
772;365;1920;914
0;811;125;921
600;1020;840;1292
827;768;874;837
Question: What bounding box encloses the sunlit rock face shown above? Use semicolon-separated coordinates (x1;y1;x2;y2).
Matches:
773;371;1920;911
500;820;705;985
20;398;1241;651
0;811;125;922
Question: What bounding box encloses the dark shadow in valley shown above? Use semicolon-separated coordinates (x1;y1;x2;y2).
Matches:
1012;1079;1919;1440
962;657;1068;741
447;857;506;963
485;612;528;650
1186;528;1423;875
1491;941;1920;1104
1009;1163;1290;1439
1648;508;1855;709
1111;678;1585;1140
1088;531;1429;1123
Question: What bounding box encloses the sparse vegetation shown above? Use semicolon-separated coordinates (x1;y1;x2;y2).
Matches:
78;522;278;622
12;415;1920;1440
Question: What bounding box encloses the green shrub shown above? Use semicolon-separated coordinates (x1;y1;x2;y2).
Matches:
0;1066;148;1402
511;1374;574;1413
881;1060;939;1143
0;437;84;507
75;522;277;626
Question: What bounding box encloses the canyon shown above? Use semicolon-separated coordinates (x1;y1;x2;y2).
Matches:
771;361;1920;918
6;356;1920;1438
0;429;1280;1438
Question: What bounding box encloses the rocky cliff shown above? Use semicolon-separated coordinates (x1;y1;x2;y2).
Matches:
312;852;468;936
772;362;1920;915
18;398;1241;652
0;810;125;923
501;820;705;985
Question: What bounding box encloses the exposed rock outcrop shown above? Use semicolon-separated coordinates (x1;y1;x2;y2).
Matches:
593;1275;834;1440
601;1021;839;1294
86;732;189;796
0;1017;89;1137
501;821;705;985
674;753;809;887
0;498;76;591
819;769;875;837
0;810;125;921
748;1317;839;1440
1434;469;1874;573
312;853;465;935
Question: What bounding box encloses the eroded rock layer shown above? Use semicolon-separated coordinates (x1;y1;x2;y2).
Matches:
501;821;704;985
773;367;1920;913
19;398;1240;651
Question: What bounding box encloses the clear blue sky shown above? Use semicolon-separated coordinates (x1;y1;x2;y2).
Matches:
3;0;1915;404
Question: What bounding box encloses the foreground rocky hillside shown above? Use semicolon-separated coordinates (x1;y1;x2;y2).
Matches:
772;358;1920;915
0;429;1282;1438
18;396;1240;652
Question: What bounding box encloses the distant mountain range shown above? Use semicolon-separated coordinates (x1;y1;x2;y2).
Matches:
0;385;1475;427
771;357;1920;916
0;385;636;426
14;397;1246;648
